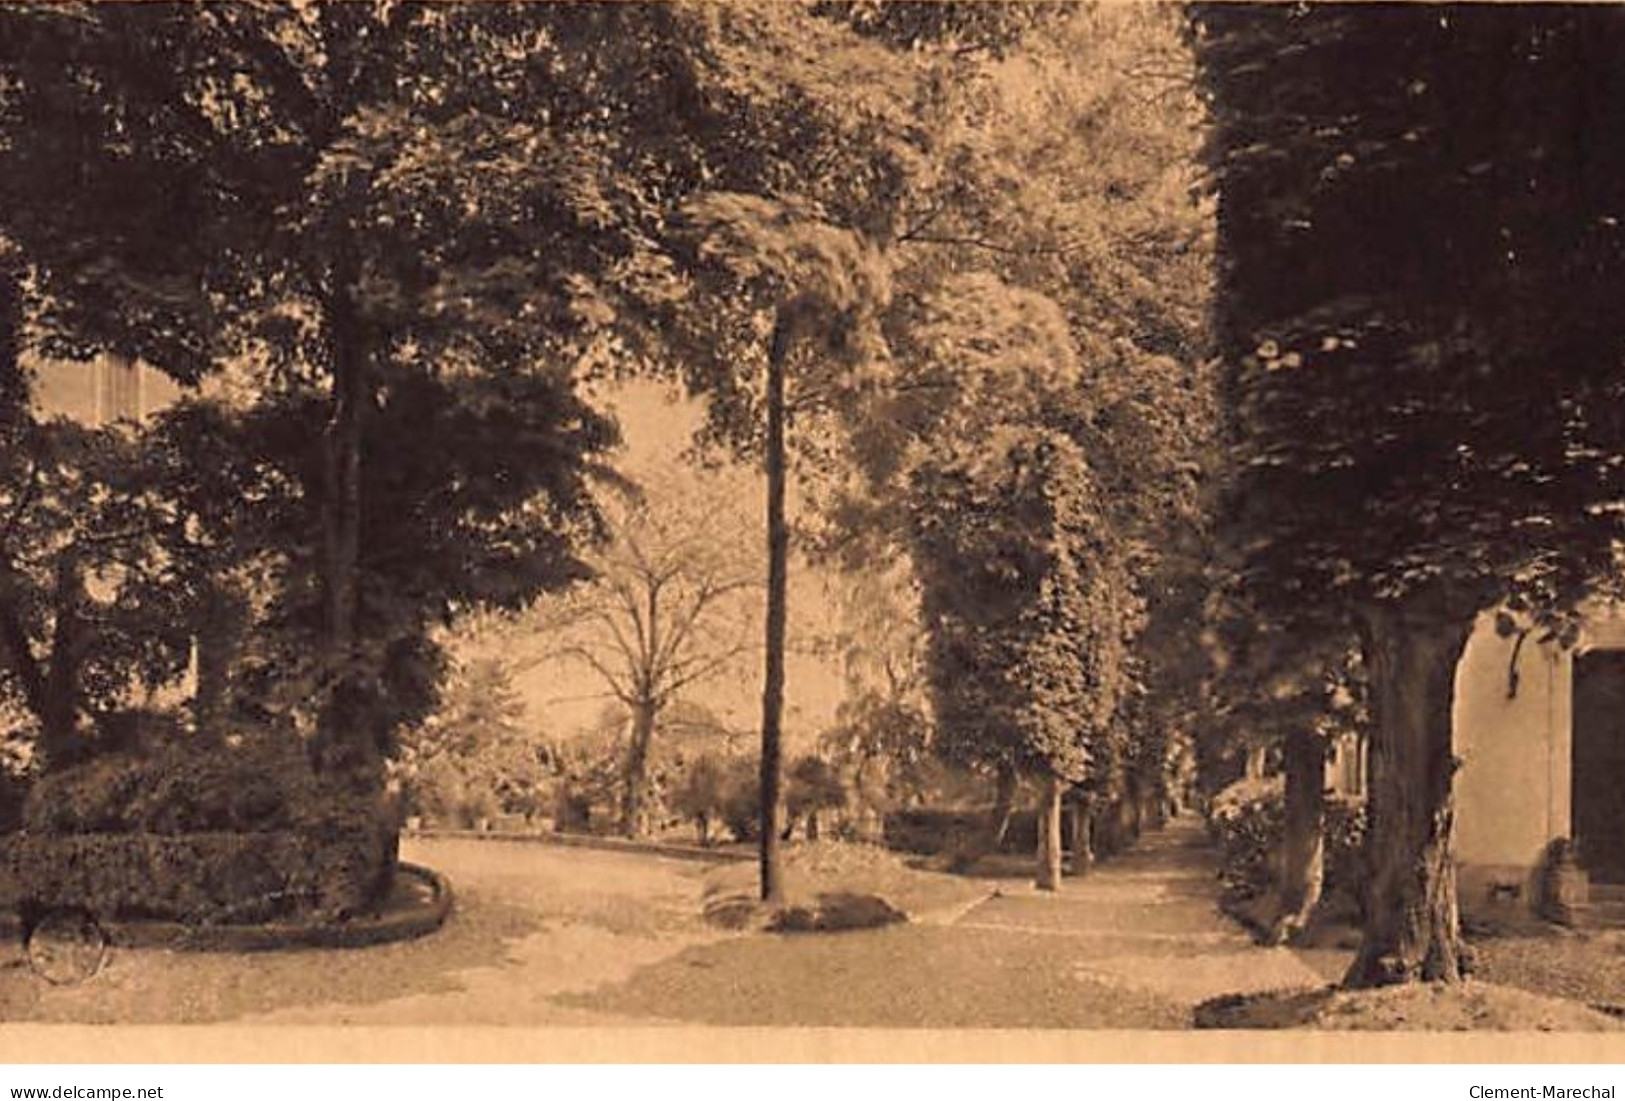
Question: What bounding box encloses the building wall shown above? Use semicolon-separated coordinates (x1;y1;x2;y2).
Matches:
32;354;181;425
1453;611;1567;907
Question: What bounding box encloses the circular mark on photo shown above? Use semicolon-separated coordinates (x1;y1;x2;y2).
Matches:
25;909;109;986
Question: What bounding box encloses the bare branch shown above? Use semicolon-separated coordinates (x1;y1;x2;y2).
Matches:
552;643;637;706
659;642;754;701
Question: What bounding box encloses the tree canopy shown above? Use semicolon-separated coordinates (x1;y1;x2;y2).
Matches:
1196;3;1625;986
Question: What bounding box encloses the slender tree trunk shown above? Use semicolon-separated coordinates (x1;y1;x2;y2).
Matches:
0;259;25;430
1069;794;1095;875
620;698;658;837
38;551;87;770
1126;775;1145;843
989;759;1018;851
193;580;247;742
0;575;48;732
758;314;792;903
1142;770;1168;832
1271;726;1327;946
1344;599;1473;988
1035;772;1065;891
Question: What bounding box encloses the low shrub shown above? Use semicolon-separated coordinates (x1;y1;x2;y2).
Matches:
0;827;393;925
24;732;336;835
1323;795;1369;918
1209;775;1368;916
1209;775;1284;901
882;808;985;855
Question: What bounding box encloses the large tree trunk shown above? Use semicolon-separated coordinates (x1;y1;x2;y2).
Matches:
758;314;792;903
620;698;658;838
989;759;1018;851
1035;772;1065;891
1344;600;1473;988
1271;726;1327;946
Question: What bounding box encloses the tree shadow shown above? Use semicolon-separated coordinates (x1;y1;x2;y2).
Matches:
554;923;1190;1028
0;882;549;1024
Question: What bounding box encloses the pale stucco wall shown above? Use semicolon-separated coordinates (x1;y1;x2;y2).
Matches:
1453;611;1568;895
1451;601;1625;911
32;354;181;424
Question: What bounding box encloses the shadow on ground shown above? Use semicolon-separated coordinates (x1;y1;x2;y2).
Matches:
0;885;548;1024
555;923;1189;1028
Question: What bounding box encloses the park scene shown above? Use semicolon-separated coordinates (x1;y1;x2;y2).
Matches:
6;2;1625;1031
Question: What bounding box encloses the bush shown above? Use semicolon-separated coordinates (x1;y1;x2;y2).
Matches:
24;731;337;835
882;808;986;855
670;753;729;844
0;827;392;925
1209;776;1285;901
1324;795;1369;918
719;757;761;843
10;730;397;924
1209;775;1368;916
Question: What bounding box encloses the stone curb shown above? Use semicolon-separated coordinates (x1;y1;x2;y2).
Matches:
407;827;754;865
5;862;454;953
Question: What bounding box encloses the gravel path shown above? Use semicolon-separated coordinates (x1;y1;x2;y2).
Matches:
0;819;1331;1027
949;816;1341;1012
0;839;720;1025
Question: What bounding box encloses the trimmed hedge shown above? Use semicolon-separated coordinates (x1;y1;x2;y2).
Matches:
6;732;398;926
882;808;985;855
24;736;342;835
0;825;394;926
882;807;1043;856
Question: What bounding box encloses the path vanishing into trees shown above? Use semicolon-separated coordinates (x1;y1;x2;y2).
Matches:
0;820;1344;1027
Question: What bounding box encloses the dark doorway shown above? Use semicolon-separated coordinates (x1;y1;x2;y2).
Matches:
1572;650;1625;883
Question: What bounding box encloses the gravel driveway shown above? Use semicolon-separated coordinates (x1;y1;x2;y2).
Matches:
0;820;1335;1028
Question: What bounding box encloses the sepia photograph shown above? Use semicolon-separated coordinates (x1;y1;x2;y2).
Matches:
1;0;1625;1072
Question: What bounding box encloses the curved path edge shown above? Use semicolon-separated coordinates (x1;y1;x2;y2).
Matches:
7;861;455;953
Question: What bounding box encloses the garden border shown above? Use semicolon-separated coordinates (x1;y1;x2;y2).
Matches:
3;861;454;953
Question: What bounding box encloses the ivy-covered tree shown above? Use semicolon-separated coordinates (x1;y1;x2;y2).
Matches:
912;426;1136;889
1197;3;1625;985
823;4;1214;886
